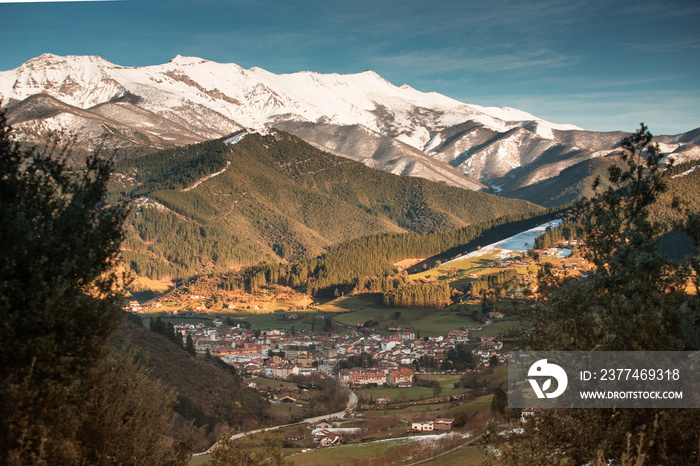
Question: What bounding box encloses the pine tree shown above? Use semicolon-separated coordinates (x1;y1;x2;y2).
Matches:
185;335;197;357
490;387;507;415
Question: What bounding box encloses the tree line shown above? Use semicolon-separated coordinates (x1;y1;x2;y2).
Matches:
468;269;519;296
225;209;563;299
532;223;576;250
382;281;451;308
149;317;196;357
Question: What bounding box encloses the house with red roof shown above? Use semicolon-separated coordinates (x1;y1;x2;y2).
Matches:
387;367;414;387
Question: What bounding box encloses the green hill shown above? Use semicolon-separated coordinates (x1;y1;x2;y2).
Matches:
109;319;270;449
112;131;543;281
652;160;700;223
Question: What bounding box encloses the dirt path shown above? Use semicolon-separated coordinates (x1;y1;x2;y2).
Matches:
182;161;231;192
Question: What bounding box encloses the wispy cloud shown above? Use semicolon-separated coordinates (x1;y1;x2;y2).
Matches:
620;36;700;53
622;0;700;19
567;74;686;90
371;48;580;75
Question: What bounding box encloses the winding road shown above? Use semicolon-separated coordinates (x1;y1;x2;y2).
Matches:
193;388;358;456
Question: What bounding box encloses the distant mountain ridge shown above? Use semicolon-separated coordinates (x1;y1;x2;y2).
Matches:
2;53;699;205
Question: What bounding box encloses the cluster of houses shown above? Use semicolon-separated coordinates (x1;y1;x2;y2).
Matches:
304;416;455;448
156;320;508;384
308;419;362;447
115;313;512;411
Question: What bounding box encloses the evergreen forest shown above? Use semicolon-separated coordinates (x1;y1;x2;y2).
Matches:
111;130;545;282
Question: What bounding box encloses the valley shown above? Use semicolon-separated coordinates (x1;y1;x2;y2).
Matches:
123;221;593;461
105;124;700;462
2;50;698;465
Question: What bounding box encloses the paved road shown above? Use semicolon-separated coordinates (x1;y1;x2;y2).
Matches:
193;388;358;456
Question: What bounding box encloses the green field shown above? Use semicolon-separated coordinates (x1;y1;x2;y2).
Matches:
326;295;479;336
287;438;408;465
409;251;503;282
315;293;384;313
188;454;210;466
469;320;517;337
365;401;457;418
249;377;299;389
451;394;495;414
269;401;307;419
287;435;468;466
420;445;490;465
356;385;435;403
237;311;318;332
356;376;467;404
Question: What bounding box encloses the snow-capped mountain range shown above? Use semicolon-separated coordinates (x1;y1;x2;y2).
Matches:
2;53;699;201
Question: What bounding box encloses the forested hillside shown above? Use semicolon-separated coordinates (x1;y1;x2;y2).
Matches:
651;160;700;222
532;159;700;252
109;319;270;449
504;157;622;207
225;209;560;298
112;131;543;281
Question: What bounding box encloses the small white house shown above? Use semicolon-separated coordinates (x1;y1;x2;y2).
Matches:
521;407;542;423
411;421;434;432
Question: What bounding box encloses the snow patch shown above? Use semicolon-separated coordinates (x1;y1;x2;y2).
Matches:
424;134;443;153
395;127;430;150
445;219;562;264
224;131;248;145
671;166;697;179
530;122;554;139
182;161;231;191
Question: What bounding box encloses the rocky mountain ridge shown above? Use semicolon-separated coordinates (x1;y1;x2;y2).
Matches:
2;53;699;204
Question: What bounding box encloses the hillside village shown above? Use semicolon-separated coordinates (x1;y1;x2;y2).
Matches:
180;320;507;450
122;234;594;457
169;323;504;385
125;236;587;397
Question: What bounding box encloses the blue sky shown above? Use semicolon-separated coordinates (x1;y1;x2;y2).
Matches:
1;0;699;134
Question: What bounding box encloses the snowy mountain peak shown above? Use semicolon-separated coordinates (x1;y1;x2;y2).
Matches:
359;69;386;80
1;53;581;136
20;53;115;70
27;53;59;63
7;53;694;202
168;55;211;66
